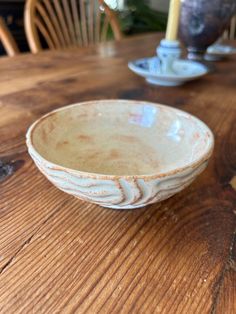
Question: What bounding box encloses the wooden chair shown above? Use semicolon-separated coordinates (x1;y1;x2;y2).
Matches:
223;15;236;40
24;0;123;53
0;17;19;57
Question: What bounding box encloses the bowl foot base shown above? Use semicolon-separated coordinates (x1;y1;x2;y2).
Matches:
101;203;147;210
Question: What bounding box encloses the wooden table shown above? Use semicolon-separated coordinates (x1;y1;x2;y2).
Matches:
0;33;235;314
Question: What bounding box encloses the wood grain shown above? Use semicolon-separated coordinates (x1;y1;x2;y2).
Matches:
0;33;235;313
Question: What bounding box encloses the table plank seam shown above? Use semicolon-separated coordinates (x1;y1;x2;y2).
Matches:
0;197;69;275
0;233;34;275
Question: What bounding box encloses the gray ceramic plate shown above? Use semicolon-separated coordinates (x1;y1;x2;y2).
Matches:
205;44;236;61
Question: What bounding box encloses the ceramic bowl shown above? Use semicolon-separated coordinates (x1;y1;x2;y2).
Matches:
26;100;214;210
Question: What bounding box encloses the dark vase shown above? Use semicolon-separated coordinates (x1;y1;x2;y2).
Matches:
179;0;236;60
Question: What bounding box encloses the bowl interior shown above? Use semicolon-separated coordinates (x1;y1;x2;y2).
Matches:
29;100;213;176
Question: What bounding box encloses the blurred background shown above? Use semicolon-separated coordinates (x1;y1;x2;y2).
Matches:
0;0;169;55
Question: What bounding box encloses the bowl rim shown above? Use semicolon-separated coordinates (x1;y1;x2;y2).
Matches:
26;99;214;180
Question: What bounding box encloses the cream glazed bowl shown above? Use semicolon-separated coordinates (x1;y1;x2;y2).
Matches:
26;100;214;210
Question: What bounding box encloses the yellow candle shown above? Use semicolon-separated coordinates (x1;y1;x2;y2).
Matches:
166;0;181;41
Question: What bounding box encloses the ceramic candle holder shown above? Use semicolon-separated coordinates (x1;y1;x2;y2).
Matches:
156;39;182;74
129;38;208;86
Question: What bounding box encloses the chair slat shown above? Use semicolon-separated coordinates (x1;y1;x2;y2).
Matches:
62;0;77;45
0;17;19;56
35;16;55;49
99;0;123;41
42;0;67;47
95;4;101;43
36;2;61;48
80;0;88;46
88;0;94;43
53;0;71;45
71;0;82;45
101;14;109;42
